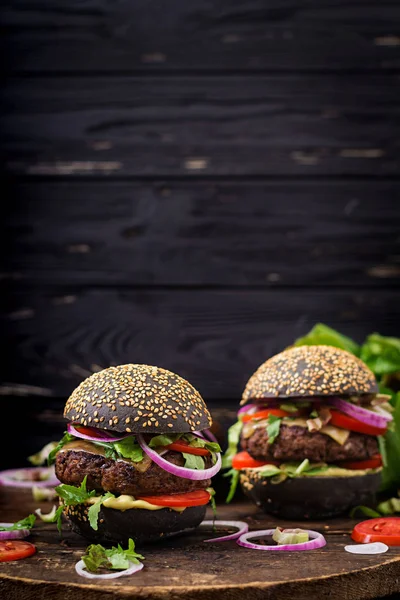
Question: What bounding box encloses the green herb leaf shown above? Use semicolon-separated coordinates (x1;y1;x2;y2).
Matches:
182;453;205;470
47;432;74;465
266;415;281;445
221;420;243;469
56;475;97;506
88;492;115;531
0;514;36;531
224;468;240;503
293;323;360;356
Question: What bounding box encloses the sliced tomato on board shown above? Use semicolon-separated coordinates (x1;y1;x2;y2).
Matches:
0;540;36;562
329;410;387;437
241;409;290;423
338;455;383;470
351;517;400;546
166;439;209;456
137;490;210;507
232;451;279;470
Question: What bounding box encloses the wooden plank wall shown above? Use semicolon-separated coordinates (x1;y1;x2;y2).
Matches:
1;1;400;470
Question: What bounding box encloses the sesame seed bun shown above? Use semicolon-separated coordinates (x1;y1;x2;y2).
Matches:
64;364;212;434
240;468;382;519
241;345;378;404
62;501;207;545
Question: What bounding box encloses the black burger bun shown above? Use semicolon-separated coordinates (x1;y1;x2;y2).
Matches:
241;344;378;405
62;502;207;545
64;364;212;434
240;468;382;520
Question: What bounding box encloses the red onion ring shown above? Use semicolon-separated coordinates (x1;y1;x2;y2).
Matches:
237;404;258;416
67;423;130;442
0;524;30;541
237;529;326;551
194;429;219;444
0;466;60;488
200;520;249;542
331;398;392;429
75;559;144;579
137;434;222;481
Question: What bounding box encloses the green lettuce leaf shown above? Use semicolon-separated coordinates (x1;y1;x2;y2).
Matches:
221;420;243;469
360;333;400;376
182;453;205;470
293;323;360;355
0;514;36;531
266;415;281;445
47;432;74;465
82;538;144;573
223;468;240;503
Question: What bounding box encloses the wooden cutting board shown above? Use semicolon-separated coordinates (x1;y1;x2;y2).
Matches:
0;486;399;600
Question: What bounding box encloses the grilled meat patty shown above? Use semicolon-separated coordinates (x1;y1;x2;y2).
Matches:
55;449;211;496
241;424;379;463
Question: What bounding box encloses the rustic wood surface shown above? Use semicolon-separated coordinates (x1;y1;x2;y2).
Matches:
2;0;400;73
3;180;399;287
0;487;399;600
2;75;400;177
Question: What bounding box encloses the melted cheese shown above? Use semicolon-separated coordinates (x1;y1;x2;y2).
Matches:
283;418;350;445
86;494;185;512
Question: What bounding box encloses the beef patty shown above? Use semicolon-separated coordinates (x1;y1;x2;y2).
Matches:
55;449;211;496
241;424;379;463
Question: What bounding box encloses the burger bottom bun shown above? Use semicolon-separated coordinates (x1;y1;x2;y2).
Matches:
240;469;382;520
63;503;207;545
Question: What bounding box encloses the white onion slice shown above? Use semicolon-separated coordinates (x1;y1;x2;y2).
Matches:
331;398;392;428
237;528;326;551
345;542;388;554
0;466;60;488
0;523;30;541
200;519;249;542
75;559;144;579
137;434;222;481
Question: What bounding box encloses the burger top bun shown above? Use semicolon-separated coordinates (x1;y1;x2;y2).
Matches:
64;364;212;434
241;344;378;405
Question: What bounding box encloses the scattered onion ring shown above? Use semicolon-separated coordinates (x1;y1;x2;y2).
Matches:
67;423;130;442
200;520;249;542
137;434;222;481
331;398;392;428
75;559;144;579
237;528;326;551
0;466;60;488
0;524;30;541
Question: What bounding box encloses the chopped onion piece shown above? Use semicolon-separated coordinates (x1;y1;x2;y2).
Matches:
200;520;249;542
67;423;130;442
237;528;326;551
137;434;221;481
345;542;388;555
0;466;60;488
331;398;392;428
75;559;144;579
0;524;30;541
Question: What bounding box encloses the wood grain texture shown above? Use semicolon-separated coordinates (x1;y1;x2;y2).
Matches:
2;180;400;287
1;0;400;73
2;289;399;399
1;75;400;176
0;489;399;600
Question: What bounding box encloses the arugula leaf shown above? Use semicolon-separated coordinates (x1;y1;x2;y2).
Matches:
88;492;115;530
206;487;218;520
82;538;144;573
266;415;281;445
47;432;74;465
35;504;64;534
56;475;97;506
293;323;360;356
223;468;240;503
0;514;36;531
182;453;205;470
221;420;243;469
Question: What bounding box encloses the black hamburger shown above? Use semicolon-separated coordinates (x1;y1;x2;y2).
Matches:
49;364;221;544
223;345;393;519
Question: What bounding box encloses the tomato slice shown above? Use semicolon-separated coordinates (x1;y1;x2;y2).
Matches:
137;490;211;507
351;517;400;546
241;409;290;423
0;540;36;562
232;451;280;470
338;455;383;470
166;440;209;456
329;410;387;437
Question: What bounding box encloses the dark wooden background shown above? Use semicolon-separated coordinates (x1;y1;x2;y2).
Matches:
1;1;400;472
